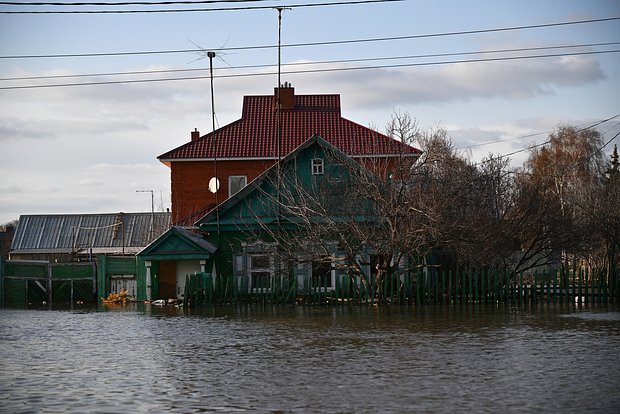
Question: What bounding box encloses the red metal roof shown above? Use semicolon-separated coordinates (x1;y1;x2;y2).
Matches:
158;92;421;161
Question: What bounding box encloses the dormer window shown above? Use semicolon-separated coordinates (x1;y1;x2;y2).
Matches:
311;158;324;175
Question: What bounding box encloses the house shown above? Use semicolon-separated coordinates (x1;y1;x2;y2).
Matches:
158;84;421;225
195;134;385;294
121;85;422;302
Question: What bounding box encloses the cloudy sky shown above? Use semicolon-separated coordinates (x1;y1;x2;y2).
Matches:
1;0;619;224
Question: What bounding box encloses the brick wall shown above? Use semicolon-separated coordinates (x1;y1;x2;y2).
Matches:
170;159;275;224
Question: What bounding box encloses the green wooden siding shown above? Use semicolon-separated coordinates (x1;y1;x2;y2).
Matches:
97;255;139;299
4;262;47;278
3;278;27;307
51;263;95;279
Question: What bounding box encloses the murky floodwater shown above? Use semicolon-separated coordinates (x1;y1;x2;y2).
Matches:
1;304;619;413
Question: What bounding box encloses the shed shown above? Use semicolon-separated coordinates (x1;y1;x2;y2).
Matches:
137;226;217;301
10;212;171;261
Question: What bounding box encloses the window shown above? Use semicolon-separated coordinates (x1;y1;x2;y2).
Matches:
248;254;273;291
311;158;324;175
228;175;247;196
312;261;334;291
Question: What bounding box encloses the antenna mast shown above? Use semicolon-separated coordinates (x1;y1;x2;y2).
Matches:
208;51;220;236
275;7;289;221
276;7;284;165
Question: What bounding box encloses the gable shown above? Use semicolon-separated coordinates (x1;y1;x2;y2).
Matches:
138;227;216;260
197;135;376;232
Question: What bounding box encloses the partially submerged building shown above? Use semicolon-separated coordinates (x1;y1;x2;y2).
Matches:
158;84;421;225
2;212;171;307
9;212;171;262
1;85;422;306
148;84;421;301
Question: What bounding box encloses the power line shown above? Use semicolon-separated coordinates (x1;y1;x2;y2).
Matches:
2;48;619;90
0;0;275;5
457;118;620;151
464;116;620;171
3;41;617;82
456;131;549;151
493;114;620;162
0;0;402;14
2;16;619;59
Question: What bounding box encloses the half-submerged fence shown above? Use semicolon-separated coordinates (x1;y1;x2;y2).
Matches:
184;268;619;307
1;259;96;308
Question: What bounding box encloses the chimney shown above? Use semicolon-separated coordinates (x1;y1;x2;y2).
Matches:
191;128;200;141
275;82;295;110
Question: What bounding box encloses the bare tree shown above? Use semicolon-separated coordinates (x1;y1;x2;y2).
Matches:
230;116;616;293
521;125;606;271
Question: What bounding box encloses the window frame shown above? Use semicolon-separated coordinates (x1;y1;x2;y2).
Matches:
311;260;335;292
228;175;247;197
311;158;324;175
247;253;274;293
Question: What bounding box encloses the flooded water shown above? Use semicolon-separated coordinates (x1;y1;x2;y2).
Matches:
1;304;619;413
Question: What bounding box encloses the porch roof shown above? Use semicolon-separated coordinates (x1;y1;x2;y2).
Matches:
138;226;217;261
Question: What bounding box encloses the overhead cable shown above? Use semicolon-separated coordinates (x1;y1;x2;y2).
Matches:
1;48;619;90
457;117;620;151
2;16;617;59
0;0;276;5
0;0;402;13
491;114;620;162
3;41;618;82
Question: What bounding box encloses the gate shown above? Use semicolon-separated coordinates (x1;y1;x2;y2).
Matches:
1;260;95;308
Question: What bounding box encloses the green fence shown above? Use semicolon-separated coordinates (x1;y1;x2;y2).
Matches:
183;268;620;307
1;260;96;308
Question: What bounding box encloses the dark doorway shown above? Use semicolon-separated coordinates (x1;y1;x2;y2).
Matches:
158;261;176;299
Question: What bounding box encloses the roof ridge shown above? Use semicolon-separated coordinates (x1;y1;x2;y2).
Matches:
158;92;420;161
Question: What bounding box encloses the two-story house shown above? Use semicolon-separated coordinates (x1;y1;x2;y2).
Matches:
158;84;421;225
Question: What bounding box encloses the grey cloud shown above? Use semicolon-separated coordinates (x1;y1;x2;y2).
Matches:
298;55;605;109
0;117;58;141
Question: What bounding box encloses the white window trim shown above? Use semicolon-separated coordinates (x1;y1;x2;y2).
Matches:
247;253;274;293
311;158;324;175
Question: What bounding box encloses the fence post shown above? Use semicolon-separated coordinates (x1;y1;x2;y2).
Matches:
532;270;538;305
433;270;438;305
0;257;3;308
448;270;453;305
571;269;576;304
603;268;608;304
575;269;585;305
547;270;552;305
47;262;52;309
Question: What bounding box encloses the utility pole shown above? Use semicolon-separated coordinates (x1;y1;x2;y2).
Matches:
207;50;220;238
274;6;289;221
136;189;154;241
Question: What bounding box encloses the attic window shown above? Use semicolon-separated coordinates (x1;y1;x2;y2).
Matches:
311;158;324;175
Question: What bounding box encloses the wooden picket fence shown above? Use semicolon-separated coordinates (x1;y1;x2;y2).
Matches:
183;268;619;307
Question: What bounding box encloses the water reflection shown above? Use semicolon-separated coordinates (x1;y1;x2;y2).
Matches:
1;304;619;413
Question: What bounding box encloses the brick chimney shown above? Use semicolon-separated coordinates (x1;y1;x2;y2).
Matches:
191;128;200;141
275;82;295;110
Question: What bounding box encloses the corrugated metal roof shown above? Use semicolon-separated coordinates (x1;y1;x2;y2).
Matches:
158;93;422;161
10;212;171;254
